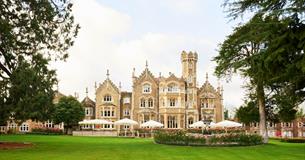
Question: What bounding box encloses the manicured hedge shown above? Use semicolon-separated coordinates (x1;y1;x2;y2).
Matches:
280;138;305;143
154;130;263;146
28;127;63;135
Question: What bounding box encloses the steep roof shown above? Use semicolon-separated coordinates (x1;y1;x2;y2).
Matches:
134;67;158;85
97;78;120;94
164;73;185;82
198;73;219;96
198;81;217;94
81;96;95;108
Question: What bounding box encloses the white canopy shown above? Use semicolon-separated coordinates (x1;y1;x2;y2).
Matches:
114;118;138;126
78;119;113;125
189;121;207;128
212;120;242;128
209;122;216;127
140;120;163;128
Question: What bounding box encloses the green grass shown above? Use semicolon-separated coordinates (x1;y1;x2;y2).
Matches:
0;135;304;160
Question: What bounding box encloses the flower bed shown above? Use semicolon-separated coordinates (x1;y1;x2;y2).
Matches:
27;127;63;135
186;128;246;134
154;130;263;146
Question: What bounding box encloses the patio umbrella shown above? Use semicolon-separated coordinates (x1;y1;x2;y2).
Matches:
114;118;138;136
79;119;113;125
78;119;113;130
189;121;209;133
189;121;207;128
213;120;242;128
141;120;163;137
209;122;216;127
114;118;138;125
140;120;163;128
78;120;89;125
89;119;113;125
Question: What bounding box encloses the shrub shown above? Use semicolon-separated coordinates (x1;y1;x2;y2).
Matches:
209;133;263;146
280;138;305;143
186;128;246;135
29;127;63;135
154;130;262;146
154;130;188;145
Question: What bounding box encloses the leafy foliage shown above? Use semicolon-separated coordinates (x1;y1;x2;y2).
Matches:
216;0;305;142
0;0;79;124
236;101;259;125
53;96;84;133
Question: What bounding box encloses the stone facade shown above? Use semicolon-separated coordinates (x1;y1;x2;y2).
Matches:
90;51;224;129
248;118;305;138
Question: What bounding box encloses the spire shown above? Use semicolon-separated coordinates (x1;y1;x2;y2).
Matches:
206;72;209;82
85;87;88;97
132;68;135;77
106;69;110;78
145;60;148;68
74;92;79;100
119;82;122;90
159;72;161;78
94;82;97;91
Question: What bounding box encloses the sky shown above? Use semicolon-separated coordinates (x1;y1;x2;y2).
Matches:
50;0;255;114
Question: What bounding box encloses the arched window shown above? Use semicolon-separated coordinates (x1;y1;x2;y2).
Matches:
169;98;177;107
124;109;130;116
85;107;93;116
45;120;54;128
143;84;151;93
20;123;29;132
103;95;112;102
148;98;153;107
140;98;146;107
167;116;177;128
102;107;111;117
188;117;194;126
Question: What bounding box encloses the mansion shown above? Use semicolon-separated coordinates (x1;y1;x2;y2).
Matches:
81;51;224;129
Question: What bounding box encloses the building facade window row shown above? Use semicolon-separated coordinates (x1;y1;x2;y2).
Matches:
140;98;154;108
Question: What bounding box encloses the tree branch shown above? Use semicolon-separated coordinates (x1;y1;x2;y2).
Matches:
0;62;11;76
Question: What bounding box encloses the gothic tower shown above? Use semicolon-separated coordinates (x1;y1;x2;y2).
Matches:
181;51;199;123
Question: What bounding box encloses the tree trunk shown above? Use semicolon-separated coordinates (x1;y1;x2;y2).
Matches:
257;82;268;143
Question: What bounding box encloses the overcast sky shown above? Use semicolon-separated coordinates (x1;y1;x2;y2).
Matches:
50;0;261;114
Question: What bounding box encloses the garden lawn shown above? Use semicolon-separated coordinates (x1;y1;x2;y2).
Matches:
0;135;304;160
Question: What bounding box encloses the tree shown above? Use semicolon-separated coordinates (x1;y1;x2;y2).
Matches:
296;108;305;118
0;0;79;124
236;101;259;126
53;96;84;134
215;0;305;143
214;15;272;143
224;109;229;120
3;56;57;124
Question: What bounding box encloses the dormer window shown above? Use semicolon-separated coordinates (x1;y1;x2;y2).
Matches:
143;84;151;93
103;95;112;102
